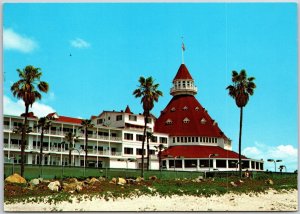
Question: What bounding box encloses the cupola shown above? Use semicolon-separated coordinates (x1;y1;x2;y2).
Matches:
170;64;198;96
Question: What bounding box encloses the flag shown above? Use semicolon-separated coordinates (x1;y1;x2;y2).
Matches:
182;42;186;51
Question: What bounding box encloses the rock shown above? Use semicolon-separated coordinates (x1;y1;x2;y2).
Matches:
197;176;204;180
111;178;117;184
68;178;78;183
48;181;61;192
5;173;26;184
239;180;244;183
89;177;100;184
63;182;84;193
29;178;40;186
98;177;106;182
149;175;158;180
136;177;144;183
41;179;51;183
126;178;136;184
265;179;274;185
117;177;127;185
230;181;237;187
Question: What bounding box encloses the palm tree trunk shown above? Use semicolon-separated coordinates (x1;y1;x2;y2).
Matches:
20;104;29;177
141;116;147;178
147;134;150;171
85;128;88;168
238;107;243;179
39;127;44;167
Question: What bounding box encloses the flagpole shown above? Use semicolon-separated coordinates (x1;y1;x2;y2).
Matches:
181;36;185;64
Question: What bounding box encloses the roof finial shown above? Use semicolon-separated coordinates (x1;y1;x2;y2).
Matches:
181;36;185;64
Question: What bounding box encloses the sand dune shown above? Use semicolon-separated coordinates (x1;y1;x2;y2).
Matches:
4;189;298;212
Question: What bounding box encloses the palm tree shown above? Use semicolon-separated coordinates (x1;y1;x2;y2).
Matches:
133;76;163;177
11;65;49;176
226;69;256;178
80;119;94;167
63;132;79;166
154;143;166;170
34;116;54;166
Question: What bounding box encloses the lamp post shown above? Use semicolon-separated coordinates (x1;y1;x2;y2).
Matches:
72;148;84;177
267;159;282;172
41;153;50;178
208;154;218;172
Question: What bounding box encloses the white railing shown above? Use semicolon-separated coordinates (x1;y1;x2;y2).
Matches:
3;125;11;130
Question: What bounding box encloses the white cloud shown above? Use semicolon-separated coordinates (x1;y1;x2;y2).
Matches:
3;28;38;53
70;38;91;48
4;95;56;118
243;142;298;172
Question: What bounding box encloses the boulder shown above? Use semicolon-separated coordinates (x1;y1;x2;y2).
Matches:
89;177;100;184
67;178;78;183
5;173;26;184
136;177;144;183
230;181;237;187
265;179;274;185
110;177;117;184
29;178;40;186
98;177;106;182
48;181;61;192
63;182;84;193
126;178;136;184
149;175;158;181
117;177;127;185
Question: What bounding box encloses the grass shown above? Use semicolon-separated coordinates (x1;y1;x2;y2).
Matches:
4;172;297;205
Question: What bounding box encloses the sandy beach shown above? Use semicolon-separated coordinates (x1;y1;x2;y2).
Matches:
4;189;298;212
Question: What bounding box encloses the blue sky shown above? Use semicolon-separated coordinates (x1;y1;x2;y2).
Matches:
3;3;298;172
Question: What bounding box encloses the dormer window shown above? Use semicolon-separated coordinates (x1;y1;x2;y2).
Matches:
165;119;173;125
195;106;199;111
183;106;188;111
183;117;190;124
171;107;176;112
201;118;206;124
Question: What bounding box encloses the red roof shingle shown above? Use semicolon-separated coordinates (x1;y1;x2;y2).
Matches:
173;64;193;81
161;145;247;159
154;95;228;139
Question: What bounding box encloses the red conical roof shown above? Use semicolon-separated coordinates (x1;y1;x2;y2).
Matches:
154;95;227;139
173;64;193;81
125;105;132;113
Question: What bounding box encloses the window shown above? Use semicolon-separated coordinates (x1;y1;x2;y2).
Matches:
199;159;212;168
229;160;238;168
241;160;250;169
124;133;133;140
124;147;133;154
183;106;188;111
129;115;137;121
183;117;190;123
177;137;180;142
251;161;255;169
97;119;103;124
195;106;199;111
136;134;144;141
188;137;191;142
216;160;227;168
116;115;122;121
195;137;198;142
172;137;176;143
147;118;152;123
201;118;206;124
260;162;264;170
165;119;173;125
149;149;155;155
159;137;168;144
151;136;158;142
182;81;186;88
256;162;259;170
171;107;176;112
4;121;9;126
136;148;145;155
184;159;197;168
